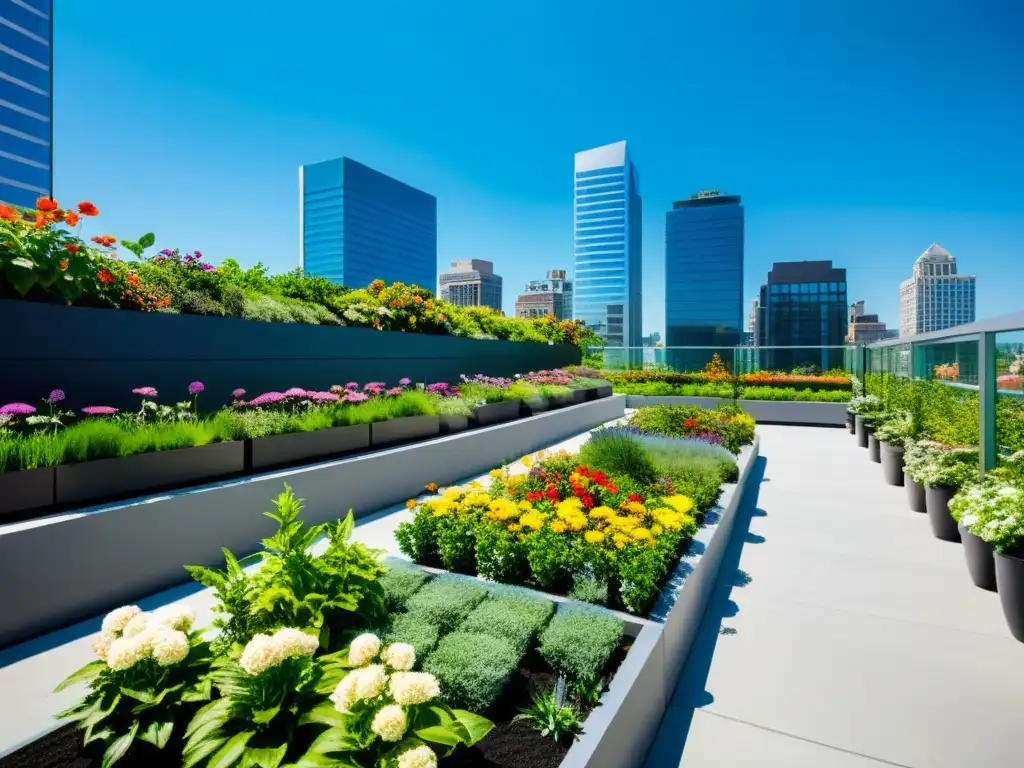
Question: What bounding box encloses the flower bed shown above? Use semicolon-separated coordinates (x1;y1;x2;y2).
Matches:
603;367;852;393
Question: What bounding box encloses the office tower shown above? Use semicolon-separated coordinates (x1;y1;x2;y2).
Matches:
0;0;53;208
847;301;890;343
747;299;759;336
665;190;744;371
573;141;642;348
757;261;848;372
439;259;502;312
899;243;976;337
641;331;661;347
298;157;437;291
514;269;573;319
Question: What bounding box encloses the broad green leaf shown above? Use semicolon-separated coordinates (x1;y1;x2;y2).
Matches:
450;708;495;745
307;726;361;755
184;734;228;768
120;686;155;704
293;750;363;768
84;726;114;745
137;718;175;749
100;720;138;768
242;742;288;768
337;511;355;542
208;730;255;768
138;232;155;248
182;675;213;703
55;660;106;692
83;692;122;729
185;697;232;739
412;725;464;749
297;702;347;728
252;704;280;725
57;694;101;722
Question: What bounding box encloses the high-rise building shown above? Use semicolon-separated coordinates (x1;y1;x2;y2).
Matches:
439;259;502;312
514;269;573;319
757;261;848;371
0;0;53;209
847;301;890;343
573;141;642;348
899;243;976;337
298;157;436;291
641;332;661;347
665;190;744;370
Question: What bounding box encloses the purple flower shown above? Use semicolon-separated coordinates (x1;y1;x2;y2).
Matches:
200;263;216;272
188;381;205;395
385;387;403;396
132;386;158;398
343;392;369;403
426;382;452;396
284;387;308;398
81;406;119;416
398;378;412;386
159;248;174;256
47;389;66;404
0;402;36;415
694;431;727;447
308;391;340;402
345;382;359;390
193;250;203;260
232;388;247;399
248;391;286;407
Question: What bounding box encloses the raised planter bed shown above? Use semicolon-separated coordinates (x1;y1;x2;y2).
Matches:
0;467;54;520
474;400;521;426
520;397;550;417
247;424;370;470
0;396;627;649
548;392;574;409
626;395;847;427
370;414;440;447
54;441;245;507
438;414;470;434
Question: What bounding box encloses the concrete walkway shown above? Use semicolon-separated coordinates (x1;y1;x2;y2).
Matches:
646;425;1022;768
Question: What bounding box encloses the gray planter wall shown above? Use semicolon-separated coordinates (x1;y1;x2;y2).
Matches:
0;396;625;648
0;301;581;413
625;395;848;426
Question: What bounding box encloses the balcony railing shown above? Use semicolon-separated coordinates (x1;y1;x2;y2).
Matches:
586;345;865;376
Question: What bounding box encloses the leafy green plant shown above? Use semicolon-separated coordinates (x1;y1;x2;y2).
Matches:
385;613;441;659
473;522;529;583
118;233;156;259
458;594;555;656
568;575;609;606
378;563;431;612
422;631;520;712
403;577;489;634
950;479;1024;553
916;445;979;489
515;682;581;742
578;430;659;485
538;608;623;683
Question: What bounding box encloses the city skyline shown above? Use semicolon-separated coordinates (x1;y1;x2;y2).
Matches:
44;2;1023;336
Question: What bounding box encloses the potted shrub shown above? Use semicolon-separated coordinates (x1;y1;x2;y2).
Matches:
849;395;881;448
874;412;911;486
918;448;979;542
426;386;473;435
949;480;1020;591
524;371;575;409
459;375;521;426
902;439;938;513
566;367;613;403
366;390;441;448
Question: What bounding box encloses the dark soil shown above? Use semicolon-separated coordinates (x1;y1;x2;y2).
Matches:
0;724;179;768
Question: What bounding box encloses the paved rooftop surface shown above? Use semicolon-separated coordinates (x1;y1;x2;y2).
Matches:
646;424;1022;768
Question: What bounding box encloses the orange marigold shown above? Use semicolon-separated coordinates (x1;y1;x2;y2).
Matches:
64;243;81;253
36;197;58;212
127;273;141;288
77;201;99;216
33;213;47;228
97;268;116;285
91;235;117;247
0;205;18;221
58;258;69;270
63;211;80;227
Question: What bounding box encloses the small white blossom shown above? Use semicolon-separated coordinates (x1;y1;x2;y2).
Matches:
273;628;319;659
92;631;116;661
150;604;197;632
239;633;279;676
151;629;190;666
348;633;381;667
389;671;441;706
330;674;359;713
381;642;416;671
371;704;408;742
101;605;141;635
398;744;438;768
121;613;150;639
107;634;151;671
352;664;388;701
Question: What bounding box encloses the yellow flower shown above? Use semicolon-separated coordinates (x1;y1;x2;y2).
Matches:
536;450;547;460
651;523;664;537
508;523;522;532
487;498;519;521
469;480;483;489
662;495;695;515
518;500;534;512
520;512;547;531
555;498;583;516
430;501;454;517
489;469;504;479
405;499;416;510
425;482;438;492
520;455;534;468
443;488;464;501
464;492;492;508
613;533;630;549
584;530;605;544
550;520;569;534
631;527;652;541
588;506;615;520
607;515;639;532
621;501;646;516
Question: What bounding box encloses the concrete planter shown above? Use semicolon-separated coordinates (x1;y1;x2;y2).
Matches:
905;474;927;512
0;467;54;520
995;550;1024;642
247;424;370;470
925;485;962;543
437;414;470;435
959;523;997;591
519;397;550;417
880;442;904;485
626;395;848;427
473;400;521;426
54;442;245;507
0;396;626;648
370;415;440;448
867;433;881;463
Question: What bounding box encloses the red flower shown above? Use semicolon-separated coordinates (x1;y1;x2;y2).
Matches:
63;211;80;227
546;487;559;500
91;235;117;247
127;273;141;288
63;243;81;253
607;484;618;494
77;201;99;216
628;494;643;503
36;197;58;212
0;205;18;221
97;268;116;285
582;494;595;508
592;470;607;484
683;417;699;429
33;213;47;229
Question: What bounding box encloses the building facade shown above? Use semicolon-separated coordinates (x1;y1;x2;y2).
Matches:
573;141;642;348
298;157;437;291
0;0;53;208
757;261;848;372
665;190;744;371
847;301;890;344
439;259;502;312
514;269;573;319
898;243;976;337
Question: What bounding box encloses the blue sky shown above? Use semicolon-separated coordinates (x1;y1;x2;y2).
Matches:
54;0;1022;335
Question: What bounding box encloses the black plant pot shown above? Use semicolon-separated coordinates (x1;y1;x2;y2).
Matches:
855;415;869;448
867;434;881;463
905;474;927;513
247;424;370;470
0;466;55;519
438;414;470;434
370;415;440;448
548;392;574;409
995;550;1024;642
473;400;521;426
846;411;855;434
958;523;997;591
925;485;961;542
879;442;904;486
520;397;550;417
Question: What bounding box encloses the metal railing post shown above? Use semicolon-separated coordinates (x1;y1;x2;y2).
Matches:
978;331;997;474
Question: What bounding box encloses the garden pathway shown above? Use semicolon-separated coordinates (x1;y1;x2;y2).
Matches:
646;424;1023;768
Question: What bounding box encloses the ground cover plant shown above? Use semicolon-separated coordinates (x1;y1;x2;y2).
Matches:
626;403;755;454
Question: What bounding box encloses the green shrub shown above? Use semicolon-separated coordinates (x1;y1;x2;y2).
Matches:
474;523;528;583
740;386;851;403
423;631;520;712
220;283;246;316
281;298;322;324
431;395;473;417
385;612;440;659
568;575;609;606
178;289;225;316
242;294;295;323
344;391;437;423
395;510;441;564
539;608;623;682
459;594;554;655
378;563;431;612
578;431;658;485
436;516;477;573
525;527;572;592
404;576;488;633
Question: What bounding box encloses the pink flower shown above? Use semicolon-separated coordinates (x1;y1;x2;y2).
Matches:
386;387;403;396
284;387;308;398
343;392;369;403
81;406;118;416
308;391;340;402
232;388;246;399
0;402;36;415
188;381;205;395
398;378;412;386
132;387;158;398
345;382;359;390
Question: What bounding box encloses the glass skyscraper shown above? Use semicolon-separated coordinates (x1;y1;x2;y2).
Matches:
0;0;52;209
299;157;437;291
573;141;642;348
665;190;744;370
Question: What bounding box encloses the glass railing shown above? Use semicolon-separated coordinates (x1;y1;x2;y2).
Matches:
586;345;864;377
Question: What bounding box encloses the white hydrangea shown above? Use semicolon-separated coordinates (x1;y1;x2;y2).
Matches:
389;671;441;706
151;629;190;666
371;704;408;742
352;664;388;701
348;633;381;666
381;642;416;671
239;633;279;676
398;744;438;768
101;605;141;635
273;628;319;659
107;634;152;671
330;673;359;713
92;631;115;661
150;604;196;632
121;613;150;639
